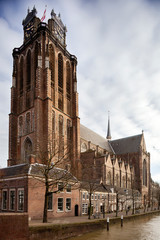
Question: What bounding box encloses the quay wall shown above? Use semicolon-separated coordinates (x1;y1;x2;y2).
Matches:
29;210;160;240
0;213;29;240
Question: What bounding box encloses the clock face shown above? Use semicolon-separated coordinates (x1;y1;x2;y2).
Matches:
24;21;34;40
54;23;65;45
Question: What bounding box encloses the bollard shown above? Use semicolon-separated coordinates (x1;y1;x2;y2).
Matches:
107;217;109;231
121;215;123;227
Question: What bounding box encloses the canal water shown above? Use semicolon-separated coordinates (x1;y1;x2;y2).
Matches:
69;214;160;240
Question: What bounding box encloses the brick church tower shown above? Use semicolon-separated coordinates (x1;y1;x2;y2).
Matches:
8;7;80;169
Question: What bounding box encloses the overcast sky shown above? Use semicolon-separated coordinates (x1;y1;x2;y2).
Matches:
0;0;160;182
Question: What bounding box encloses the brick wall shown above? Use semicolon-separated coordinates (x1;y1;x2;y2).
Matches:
0;213;29;240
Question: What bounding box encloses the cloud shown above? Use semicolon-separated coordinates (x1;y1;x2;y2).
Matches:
0;0;160;182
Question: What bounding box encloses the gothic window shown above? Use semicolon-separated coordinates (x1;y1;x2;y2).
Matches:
26;50;31;91
23;137;32;163
66;61;71;98
67;120;71;140
59;115;64;156
122;176;126;188
58;53;63;111
115;174;119;187
58;53;63;91
34;42;38;86
67;119;71;159
19;116;23;137
66;61;71;115
128;178;131;189
20;57;24;95
143;159;147;186
59;115;63;136
81;142;87;152
107;171;111;185
49;45;55;105
26;112;31;134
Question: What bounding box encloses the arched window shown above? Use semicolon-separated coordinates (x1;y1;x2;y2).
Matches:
66;61;71;115
81;143;87;152
107;172;111;185
59;115;64;157
58;53;63;111
58;53;63;90
49;45;55;105
34;42;38;86
26;112;31;134
122;176;126;188
52;111;55;151
26;50;31;91
66;62;71;98
24;137;32;163
128;178;131;189
115;174;119;187
143;159;147;186
19;116;23;137
67;119;71;159
20;57;24;94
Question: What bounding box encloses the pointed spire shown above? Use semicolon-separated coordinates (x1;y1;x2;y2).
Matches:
106;111;111;140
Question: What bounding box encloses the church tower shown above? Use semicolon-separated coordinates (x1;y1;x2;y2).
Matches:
8;7;80;169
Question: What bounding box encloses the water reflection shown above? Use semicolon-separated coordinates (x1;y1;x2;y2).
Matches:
69;215;160;240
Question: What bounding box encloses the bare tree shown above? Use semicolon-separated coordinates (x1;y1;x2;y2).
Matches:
32;138;78;223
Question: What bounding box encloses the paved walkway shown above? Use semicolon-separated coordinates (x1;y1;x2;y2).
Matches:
29;209;150;226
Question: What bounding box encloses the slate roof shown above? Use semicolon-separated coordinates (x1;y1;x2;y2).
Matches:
80;124;112;152
0;164;30;177
109;134;142;155
0;163;77;182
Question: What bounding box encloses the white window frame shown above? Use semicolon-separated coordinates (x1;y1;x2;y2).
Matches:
86;193;89;200
66;184;71;193
2;189;7;210
82;192;85;200
91;193;94;200
82;203;88;214
17;188;24;212
9;189;16;211
58;198;63;212
66;198;71;211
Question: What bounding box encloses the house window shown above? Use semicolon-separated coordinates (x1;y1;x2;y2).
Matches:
82;192;85;200
66;198;71;211
82;203;88;214
58;182;64;192
58;198;63;211
66;184;71;193
18;189;24;211
98;194;100;200
86;193;89;200
2;190;7;210
48;192;53;210
95;194;97;200
91;194;94;200
10;190;15;210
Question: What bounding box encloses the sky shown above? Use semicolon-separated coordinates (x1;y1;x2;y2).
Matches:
0;0;160;183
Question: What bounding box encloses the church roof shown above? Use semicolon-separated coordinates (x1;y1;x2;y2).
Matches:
109;134;142;155
80;124;112;152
